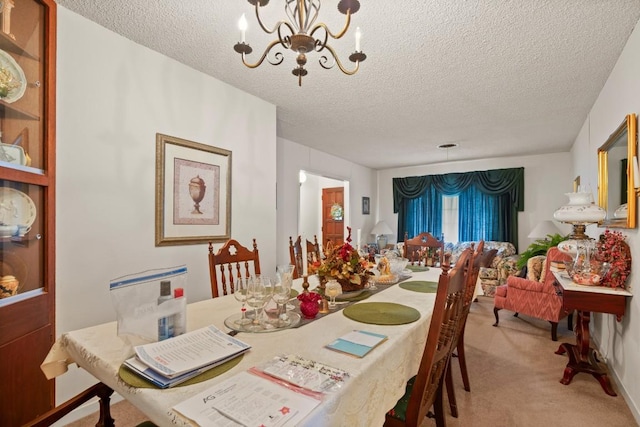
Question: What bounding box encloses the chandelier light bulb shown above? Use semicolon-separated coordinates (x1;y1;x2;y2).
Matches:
355;27;361;51
238;14;248;43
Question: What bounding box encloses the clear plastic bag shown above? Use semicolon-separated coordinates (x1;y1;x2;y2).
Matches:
110;265;187;346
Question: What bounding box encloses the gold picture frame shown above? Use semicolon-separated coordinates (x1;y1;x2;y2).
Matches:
155;133;232;246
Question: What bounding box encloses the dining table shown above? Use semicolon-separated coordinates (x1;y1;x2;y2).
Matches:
42;268;444;427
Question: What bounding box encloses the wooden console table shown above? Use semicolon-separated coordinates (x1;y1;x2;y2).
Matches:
552;270;632;396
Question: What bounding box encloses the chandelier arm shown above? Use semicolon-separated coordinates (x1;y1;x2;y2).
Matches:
277;25;293;49
318;44;360;75
254;1;296;35
309;10;351;40
313;28;329;53
241;39;285;68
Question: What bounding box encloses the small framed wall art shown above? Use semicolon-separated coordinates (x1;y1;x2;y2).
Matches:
155;133;231;246
362;196;370;215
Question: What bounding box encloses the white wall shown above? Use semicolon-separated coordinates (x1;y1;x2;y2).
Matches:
56;7;276;406
571;19;640;421
298;173;346;245
376;153;575;251
276;137;376;267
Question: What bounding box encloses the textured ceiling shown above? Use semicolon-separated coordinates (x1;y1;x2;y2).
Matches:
56;0;640;170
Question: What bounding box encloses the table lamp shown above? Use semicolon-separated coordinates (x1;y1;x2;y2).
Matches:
553;189;606;239
371;221;393;250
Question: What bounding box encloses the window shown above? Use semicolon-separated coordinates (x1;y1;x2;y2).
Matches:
442;195;459;243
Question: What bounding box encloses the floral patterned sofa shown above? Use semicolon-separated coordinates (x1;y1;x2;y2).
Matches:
444;241;520;297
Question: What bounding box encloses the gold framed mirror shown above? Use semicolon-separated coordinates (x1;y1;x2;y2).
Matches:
597;114;637;229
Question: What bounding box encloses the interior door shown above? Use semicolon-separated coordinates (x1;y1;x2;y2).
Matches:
322;187;344;248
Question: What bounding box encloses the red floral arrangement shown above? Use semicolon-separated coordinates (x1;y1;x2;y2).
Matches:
594;229;631;289
309;227;371;291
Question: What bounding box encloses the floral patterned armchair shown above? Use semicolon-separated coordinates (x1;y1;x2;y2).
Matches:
444;241;519;297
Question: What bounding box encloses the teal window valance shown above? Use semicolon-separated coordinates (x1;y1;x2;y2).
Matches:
393;167;524;249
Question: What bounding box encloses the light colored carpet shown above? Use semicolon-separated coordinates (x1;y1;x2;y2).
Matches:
66;298;638;427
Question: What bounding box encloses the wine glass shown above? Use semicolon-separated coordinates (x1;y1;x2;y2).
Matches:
274;265;294;326
246;276;269;332
325;279;342;309
233;277;251;326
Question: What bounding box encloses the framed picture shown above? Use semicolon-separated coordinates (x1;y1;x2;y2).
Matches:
362;196;370;215
155;133;231;246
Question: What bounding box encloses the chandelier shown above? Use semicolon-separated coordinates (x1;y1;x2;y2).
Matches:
233;0;366;86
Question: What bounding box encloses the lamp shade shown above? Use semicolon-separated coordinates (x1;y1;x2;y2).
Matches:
553;192;606;224
371;221;393;236
528;220;563;239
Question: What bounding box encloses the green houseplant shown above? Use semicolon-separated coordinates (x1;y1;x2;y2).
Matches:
516;233;569;270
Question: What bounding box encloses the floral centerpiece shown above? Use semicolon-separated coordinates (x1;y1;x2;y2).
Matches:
309;227;372;292
594;229;631;289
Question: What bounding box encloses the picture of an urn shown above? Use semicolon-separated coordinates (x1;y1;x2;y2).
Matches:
188;175;206;214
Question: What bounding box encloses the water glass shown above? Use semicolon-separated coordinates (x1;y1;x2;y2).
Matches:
274;265;294;326
233;277;251;325
246;276;270;331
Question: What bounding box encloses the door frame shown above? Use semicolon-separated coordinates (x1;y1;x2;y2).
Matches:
298;170;350;250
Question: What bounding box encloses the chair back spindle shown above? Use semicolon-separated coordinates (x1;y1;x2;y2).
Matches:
208;239;261;298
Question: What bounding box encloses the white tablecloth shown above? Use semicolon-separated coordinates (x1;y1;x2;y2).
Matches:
44;270;442;427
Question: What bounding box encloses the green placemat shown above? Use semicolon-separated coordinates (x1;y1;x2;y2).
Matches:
118;355;243;389
337;290;372;302
343;302;420;325
407;265;430;272
399;281;439;293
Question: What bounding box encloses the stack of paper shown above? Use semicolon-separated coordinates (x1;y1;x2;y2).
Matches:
174;371;321;427
124;325;251;388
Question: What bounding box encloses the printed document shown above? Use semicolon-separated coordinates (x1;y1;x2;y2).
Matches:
173;371;320;427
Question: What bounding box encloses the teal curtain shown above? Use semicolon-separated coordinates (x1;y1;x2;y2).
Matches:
402;186;442;240
392;167;524;250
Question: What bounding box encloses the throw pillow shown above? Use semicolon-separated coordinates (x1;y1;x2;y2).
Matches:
526;255;546;282
475;249;498;268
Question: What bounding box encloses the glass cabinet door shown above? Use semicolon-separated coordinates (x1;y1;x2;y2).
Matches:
0;1;55;425
0;0;55;299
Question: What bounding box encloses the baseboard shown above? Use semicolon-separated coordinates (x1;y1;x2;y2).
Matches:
592;335;640;425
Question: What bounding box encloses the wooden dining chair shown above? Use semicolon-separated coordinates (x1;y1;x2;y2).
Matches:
208;239;261;298
444;241;482;418
23;382;115;427
385;249;471;427
288;235;321;279
403;232;445;266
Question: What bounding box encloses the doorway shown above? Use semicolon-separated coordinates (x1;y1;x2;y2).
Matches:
298;171;349;252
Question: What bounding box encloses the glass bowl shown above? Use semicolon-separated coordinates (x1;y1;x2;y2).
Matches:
387;257;409;276
566;261;610;286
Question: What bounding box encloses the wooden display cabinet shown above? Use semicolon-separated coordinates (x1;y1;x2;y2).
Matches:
0;1;56;425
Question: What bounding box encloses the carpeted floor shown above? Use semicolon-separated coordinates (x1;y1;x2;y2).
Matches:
66;297;638;427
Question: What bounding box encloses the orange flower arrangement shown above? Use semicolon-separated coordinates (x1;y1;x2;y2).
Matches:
309;227;372;291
